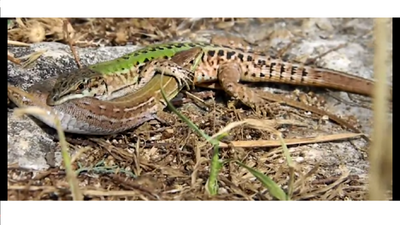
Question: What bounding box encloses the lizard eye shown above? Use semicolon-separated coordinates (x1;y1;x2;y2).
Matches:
78;84;85;90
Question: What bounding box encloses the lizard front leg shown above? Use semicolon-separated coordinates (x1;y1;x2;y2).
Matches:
136;47;203;92
138;59;194;90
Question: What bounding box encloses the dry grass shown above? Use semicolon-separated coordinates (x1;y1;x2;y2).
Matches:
8;18;270;47
7;99;369;200
7;18;392;201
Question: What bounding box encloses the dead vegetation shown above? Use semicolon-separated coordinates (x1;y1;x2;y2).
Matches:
8;18;268;47
7;18;392;200
8;101;368;200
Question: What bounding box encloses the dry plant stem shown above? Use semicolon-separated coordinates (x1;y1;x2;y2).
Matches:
305;43;347;65
13;106;83;201
21;50;46;69
8;53;21;65
203;119;363;148
7;185;156;198
276;39;296;58
368;18;391;200
295;169;350;200
276;134;294;199
8;40;31;46
63;19;82;68
216;132;361;148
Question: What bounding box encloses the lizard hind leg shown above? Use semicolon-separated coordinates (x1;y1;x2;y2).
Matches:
217;62;271;116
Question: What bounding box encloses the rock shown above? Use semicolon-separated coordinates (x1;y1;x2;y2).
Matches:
8;42;142;170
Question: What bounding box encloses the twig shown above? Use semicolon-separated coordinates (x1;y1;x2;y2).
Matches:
63;19;82;68
8;53;21;65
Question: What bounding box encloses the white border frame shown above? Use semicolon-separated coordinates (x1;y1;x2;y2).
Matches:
1;0;398;17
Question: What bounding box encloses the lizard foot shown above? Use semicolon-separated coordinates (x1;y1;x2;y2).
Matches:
140;59;194;90
217;62;273;116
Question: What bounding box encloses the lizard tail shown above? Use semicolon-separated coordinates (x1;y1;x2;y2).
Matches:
312;68;392;101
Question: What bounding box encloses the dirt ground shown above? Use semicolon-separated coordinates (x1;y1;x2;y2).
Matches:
7;18;392;200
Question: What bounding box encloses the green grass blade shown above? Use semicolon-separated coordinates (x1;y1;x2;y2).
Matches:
159;74;220;146
160;74;226;195
235;160;288;200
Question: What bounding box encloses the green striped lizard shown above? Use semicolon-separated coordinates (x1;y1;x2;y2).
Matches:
8;48;201;135
9;40;391;138
46;41;392;109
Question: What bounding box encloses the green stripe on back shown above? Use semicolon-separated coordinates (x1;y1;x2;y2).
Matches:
88;42;210;75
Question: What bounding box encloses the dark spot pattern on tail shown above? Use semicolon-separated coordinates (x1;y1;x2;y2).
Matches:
302;69;308;77
291;66;298;76
269;63;276;78
208;50;216;57
279;64;285;79
300;68;308;83
237;53;244;62
226;51;235;59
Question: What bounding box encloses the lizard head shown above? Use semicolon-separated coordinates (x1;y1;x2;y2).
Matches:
46;68;108;106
